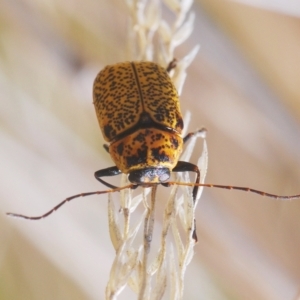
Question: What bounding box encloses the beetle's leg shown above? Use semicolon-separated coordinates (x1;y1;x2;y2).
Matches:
172;161;200;201
180;128;206;198
95;166;122;189
103;144;109;153
183;128;207;144
166;59;177;73
170;161;200;242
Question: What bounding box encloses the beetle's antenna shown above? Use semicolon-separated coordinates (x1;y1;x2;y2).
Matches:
8;180;299;221
165;182;300;200
6;184;135;220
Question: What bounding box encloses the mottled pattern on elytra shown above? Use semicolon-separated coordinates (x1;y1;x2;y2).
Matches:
134;62;183;132
93;61;183;142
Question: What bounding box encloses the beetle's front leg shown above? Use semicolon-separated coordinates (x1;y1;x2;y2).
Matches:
95;166;122;189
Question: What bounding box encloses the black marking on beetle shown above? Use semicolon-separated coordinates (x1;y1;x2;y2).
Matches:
126;148;148;168
170;136;179;149
117;143;124;156
104;124;116;141
134;132;146;143
155;133;163;141
151;147;170;163
176;117;184;130
139;112;153;126
131;62;146;111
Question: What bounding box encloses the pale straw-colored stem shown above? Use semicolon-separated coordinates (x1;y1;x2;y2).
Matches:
105;0;205;299
139;185;158;299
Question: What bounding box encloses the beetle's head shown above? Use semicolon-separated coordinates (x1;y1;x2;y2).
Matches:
128;167;170;185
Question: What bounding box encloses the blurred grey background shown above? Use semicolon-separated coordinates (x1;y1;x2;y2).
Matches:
1;0;300;299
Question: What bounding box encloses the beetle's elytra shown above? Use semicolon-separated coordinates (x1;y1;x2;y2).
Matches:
93;61;195;186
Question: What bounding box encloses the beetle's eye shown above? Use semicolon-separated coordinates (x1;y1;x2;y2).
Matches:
128;170;144;184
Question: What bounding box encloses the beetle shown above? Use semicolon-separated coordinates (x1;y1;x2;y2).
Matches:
7;60;300;242
92;61;200;194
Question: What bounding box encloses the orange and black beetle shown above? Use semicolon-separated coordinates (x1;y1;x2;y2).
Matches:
7;60;204;232
93;61;201;199
8;61;300;230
